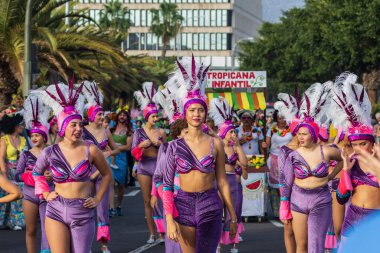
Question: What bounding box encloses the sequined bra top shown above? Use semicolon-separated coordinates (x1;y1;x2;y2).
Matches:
351;161;379;188
137;128;162;149
82;127;108;151
48;143;92;183
292;145;329;179
175;137;215;174
226;151;238;166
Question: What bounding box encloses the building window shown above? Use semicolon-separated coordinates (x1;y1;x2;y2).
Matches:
199;33;205;50
193;33;199;50
210;33;216;50
199;10;205;26
210;10;216;26
135;9;141;26
141;10;146;26
204;10;210;26
128;33;140;50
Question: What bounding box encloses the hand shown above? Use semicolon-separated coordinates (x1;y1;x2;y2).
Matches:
139;140;152;148
239;136;247;145
229;222;237;239
166;219;180;242
103;151;111;159
357;149;380;177
132;170;137;178
44;171;53;182
45;191;58;202
281;219;290;225
341;147;356;171
152;139;162;146
83;196;100;208
150;196;158;209
374;143;380;159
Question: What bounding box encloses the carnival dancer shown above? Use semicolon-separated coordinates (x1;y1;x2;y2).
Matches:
265;109;293;218
109;109;132;217
152;85;186;252
280;81;342;253
132;82;167;243
329;72;380;241
0;110;26;230
47;116;59;145
274;91;301;253
14;95;53;253
32;80;112;253
209;97;248;253
163;56;237;253
82;81;122;253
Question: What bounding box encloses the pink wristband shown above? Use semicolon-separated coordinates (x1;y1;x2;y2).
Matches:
33;175;50;198
151;182;158;197
279;201;292;220
21;171;35;187
338;170;353;194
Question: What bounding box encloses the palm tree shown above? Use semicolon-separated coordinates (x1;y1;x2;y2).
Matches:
98;0;130;46
150;2;183;59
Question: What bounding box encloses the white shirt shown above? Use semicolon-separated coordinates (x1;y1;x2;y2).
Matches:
237;126;264;155
266;128;293;156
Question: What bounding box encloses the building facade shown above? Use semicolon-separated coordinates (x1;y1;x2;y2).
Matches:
76;0;263;69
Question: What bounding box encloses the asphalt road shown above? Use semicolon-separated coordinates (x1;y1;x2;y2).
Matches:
0;186;285;253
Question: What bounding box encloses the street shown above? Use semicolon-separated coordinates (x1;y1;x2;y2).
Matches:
0;186;285;253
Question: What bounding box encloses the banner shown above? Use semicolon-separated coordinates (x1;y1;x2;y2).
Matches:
242;172;266;217
206;71;267;89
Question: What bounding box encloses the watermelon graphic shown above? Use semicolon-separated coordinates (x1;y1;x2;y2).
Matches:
245;179;262;192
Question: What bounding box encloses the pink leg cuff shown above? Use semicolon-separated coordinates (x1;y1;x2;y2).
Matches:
154;218;165;233
151;182;158;197
220;231;239;245
97;225;110;242
237;222;245;233
325;234;338;249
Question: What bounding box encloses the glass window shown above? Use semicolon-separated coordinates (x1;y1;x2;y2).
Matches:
210;10;216;26
181;33;187;50
199;10;205;26
222;33;227;50
147;11;152;25
128;33;140;50
216;10;222;26
135;10;141;26
216;33;222;50
181;0;187;3
188;9;193;27
187;33;192;50
204;33;210;50
199;33;204;50
140;33;146;50
210;33;216;50
204;10;210;26
193;33;198;50
141;10;146;26
193;10;199;26
130;10;135;26
146;33;153;50
221;10;227;26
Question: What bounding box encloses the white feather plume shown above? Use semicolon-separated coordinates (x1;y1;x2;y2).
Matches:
134;82;156;110
23;93;50;130
209;97;232;127
153;87;182;120
274;93;299;124
82;81;104;108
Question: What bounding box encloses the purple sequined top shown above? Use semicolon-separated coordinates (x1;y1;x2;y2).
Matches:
82;127;108;151
132;128;162;151
14;151;37;182
226;152;238;166
33;143;92;183
350;161;379;188
163;137;216;192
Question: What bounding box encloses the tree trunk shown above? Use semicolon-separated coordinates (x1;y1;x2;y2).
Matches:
362;69;380;104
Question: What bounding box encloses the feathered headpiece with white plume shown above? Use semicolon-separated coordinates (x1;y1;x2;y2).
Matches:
329;72;373;142
82;81;104;122
153;83;183;123
134;82;159;120
32;77;85;137
23;93;50;142
209;97;235;138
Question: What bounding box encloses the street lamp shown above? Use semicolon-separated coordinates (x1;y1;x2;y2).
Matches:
231;37;254;71
23;0;32;98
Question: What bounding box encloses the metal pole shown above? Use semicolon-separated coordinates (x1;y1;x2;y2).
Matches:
65;1;70;26
23;0;32;98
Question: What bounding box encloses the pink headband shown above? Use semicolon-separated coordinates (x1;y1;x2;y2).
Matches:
348;124;375;143
57;106;82;137
30;123;49;142
88;105;104;122
293;117;320;143
143;103;158;121
319;125;329;142
183;91;208;115
218;121;235;139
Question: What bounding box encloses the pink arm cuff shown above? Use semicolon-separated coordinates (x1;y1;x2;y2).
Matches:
338;170;353;195
132;146;143;161
151;182;158;197
33;175;50;198
163;190;178;218
21;171;35;187
280;201;292;220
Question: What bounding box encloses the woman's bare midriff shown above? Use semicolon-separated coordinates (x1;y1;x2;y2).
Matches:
225;164;235;173
142;146;159;158
54;181;93;199
179;170;215;192
294;176;328;189
352;185;380;209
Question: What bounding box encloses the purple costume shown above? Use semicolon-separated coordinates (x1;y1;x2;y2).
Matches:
153;143;182;253
336;161;378;237
163;138;222;253
33;143;95;253
14;150;52;252
280;146;332;253
132;128;161;177
82;127;111;242
234;166;244;234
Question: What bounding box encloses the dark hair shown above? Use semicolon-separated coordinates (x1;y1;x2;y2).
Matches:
169;119;188;139
272;110;279;123
103;116;110;123
111;110;133;135
136;120;142;125
0;114;23;135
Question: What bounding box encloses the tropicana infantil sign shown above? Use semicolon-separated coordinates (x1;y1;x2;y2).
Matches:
206;71;267;89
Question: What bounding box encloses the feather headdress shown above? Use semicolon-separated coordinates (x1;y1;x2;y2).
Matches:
82;81;104;122
23;93;50;141
209;97;235;138
32;77;85;137
329;72;373;142
153;84;183;124
134;82;159;120
168;55;210;113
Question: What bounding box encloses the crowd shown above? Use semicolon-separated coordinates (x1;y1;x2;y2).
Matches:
0;56;380;253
